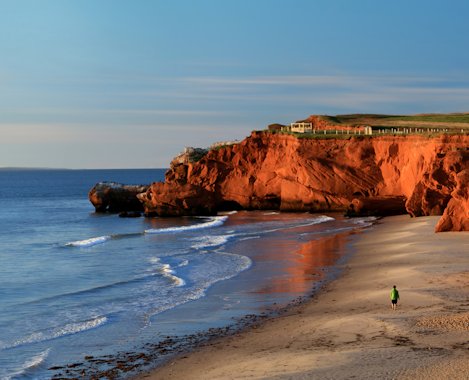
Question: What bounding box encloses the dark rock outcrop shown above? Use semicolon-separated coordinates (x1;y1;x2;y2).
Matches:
137;182;217;217
346;196;407;217
89;182;149;213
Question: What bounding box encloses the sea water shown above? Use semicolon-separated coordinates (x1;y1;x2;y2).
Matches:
0;169;375;379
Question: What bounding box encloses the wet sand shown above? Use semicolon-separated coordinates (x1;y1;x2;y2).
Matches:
140;215;469;379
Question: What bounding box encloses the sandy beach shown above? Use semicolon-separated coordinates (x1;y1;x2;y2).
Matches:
140;215;469;380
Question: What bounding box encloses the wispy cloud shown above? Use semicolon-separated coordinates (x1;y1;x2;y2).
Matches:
161;73;469;112
181;75;352;86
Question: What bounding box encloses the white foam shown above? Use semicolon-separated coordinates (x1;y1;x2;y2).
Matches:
190;234;234;250
219;210;238;215
148;257;161;264
260;215;335;234
238;235;261;241
177;259;189;267
158;264;185;287
144;252;252;319
263;211;280;215
65;235;111;247
146;259;186;286
350;216;378;227
169;275;186;287
145;216;228;234
4;348;50;380
304;215;335;225
6;316;107;349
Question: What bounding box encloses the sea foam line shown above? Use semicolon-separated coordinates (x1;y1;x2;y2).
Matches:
3;348;51;380
145;216;228;234
65;215;230;247
65;235;111;247
144;252;252;320
158;264;185;286
190;234;235;250
350;216;378;227
259;215;335;235
4;316;107;350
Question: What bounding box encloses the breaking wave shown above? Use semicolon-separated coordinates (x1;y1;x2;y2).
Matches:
177;259;189;267
259;215;335;234
144;252;252;319
145;216;228;234
190;234;234;250
220;210;238;215
350;216;378;227
65;235;111;247
3;316;107;349
65;216;230;247
158;264;185;287
3;348;50;380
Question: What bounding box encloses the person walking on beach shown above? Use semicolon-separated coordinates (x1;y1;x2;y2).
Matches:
390;285;400;310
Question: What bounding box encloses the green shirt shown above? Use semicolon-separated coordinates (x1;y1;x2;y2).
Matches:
390;288;399;300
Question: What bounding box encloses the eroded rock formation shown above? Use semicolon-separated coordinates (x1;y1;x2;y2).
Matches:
137;182;217;217
138;132;468;232
89;182;149;213
434;150;469;232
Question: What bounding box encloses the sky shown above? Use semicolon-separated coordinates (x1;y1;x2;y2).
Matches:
1;0;469;169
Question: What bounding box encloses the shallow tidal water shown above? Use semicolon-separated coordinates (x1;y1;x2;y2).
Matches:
0;169;374;379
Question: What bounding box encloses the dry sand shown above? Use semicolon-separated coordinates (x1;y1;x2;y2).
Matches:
140;215;469;380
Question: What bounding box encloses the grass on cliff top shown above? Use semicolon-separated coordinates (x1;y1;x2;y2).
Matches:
271;130;465;140
316;113;469;128
274;131;371;140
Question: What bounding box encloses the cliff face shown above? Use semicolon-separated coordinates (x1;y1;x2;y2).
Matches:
137;132;468;232
434;150;469;232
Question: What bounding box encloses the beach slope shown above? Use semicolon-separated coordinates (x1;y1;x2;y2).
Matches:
141;215;469;379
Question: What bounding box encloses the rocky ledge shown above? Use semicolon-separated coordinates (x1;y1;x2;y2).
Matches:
89;132;468;232
89;182;149;213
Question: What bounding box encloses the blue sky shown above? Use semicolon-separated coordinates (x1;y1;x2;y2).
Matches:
1;0;469;168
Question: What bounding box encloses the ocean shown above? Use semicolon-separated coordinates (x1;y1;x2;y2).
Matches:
0;169;375;379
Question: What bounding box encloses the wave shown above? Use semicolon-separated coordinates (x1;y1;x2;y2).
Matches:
65;232;143;248
257;215;335;235
21;262;188;307
177;259;189;267
350;216;378;227
145;216;228;234
3;348;50;380
65;235;111;247
191;216;334;249
3;317;107;350
303;215;335;225
238;235;261;241
190;234;234;250
148;257;161;264
219;210;238;215
158;264;185;287
144;252;252;320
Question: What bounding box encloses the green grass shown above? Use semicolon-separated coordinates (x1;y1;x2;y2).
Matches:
276;131;369;140
315;114;398;125
384;114;469;123
297;113;469;129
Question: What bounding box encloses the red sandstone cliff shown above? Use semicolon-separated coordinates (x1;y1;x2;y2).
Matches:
136;132;468;232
